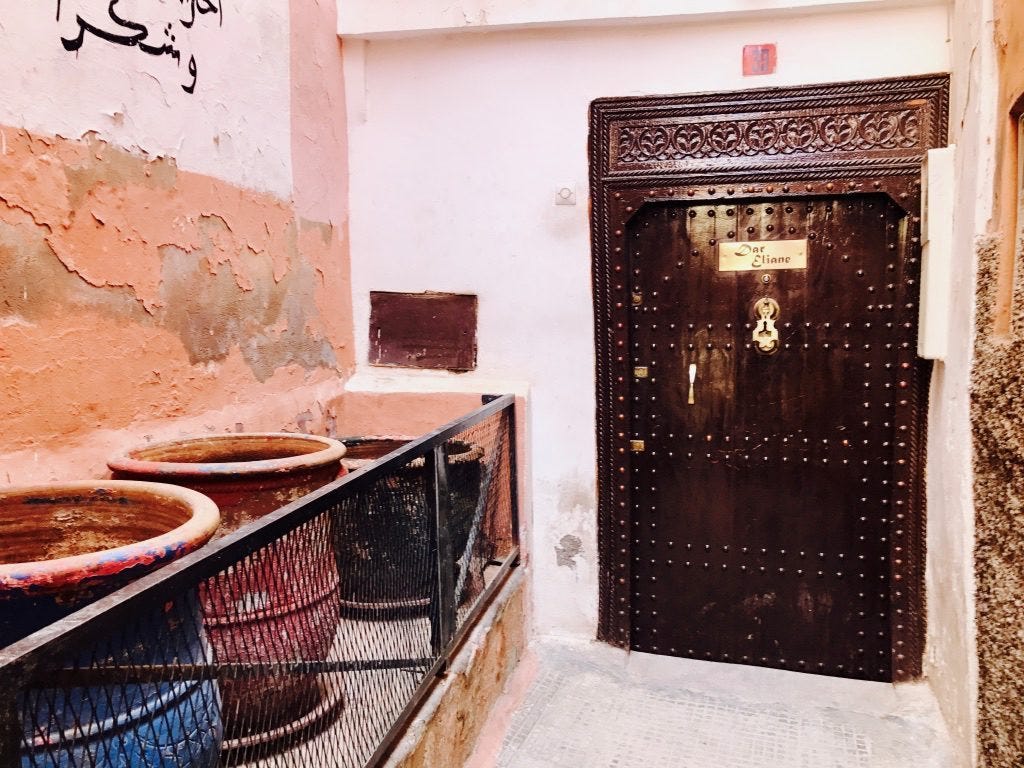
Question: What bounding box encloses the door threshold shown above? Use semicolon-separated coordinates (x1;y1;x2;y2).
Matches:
479;635;955;767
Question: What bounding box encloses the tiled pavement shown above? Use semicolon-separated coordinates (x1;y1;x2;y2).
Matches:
472;638;955;768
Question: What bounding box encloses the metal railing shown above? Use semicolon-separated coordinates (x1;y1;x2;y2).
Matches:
0;394;520;767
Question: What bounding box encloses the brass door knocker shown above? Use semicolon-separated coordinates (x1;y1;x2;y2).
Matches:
752;297;780;355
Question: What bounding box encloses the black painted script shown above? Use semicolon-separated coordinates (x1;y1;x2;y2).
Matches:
56;0;223;94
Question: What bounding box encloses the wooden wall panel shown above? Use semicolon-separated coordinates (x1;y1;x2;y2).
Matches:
369;291;478;371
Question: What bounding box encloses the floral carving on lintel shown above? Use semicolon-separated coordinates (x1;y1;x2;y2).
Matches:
616;109;921;164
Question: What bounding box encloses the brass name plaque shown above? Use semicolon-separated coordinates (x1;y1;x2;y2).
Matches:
718;239;808;272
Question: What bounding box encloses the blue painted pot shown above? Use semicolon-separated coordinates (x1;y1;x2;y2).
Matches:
0;482;222;768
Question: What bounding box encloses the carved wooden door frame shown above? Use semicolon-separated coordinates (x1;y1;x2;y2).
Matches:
589;74;949;681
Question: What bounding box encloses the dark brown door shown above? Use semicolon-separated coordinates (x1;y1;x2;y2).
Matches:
627;195;908;681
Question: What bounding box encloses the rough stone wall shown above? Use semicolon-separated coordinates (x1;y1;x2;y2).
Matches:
973;232;1024;766
975;2;1024;765
0;2;353;484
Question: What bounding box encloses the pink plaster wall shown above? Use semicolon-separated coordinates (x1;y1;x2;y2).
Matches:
0;1;355;485
290;0;349;227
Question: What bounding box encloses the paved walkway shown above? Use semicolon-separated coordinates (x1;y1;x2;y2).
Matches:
468;638;955;768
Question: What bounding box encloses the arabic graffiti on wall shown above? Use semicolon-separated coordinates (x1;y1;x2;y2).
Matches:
56;0;222;94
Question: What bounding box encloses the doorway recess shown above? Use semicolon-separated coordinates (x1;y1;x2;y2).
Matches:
589;74;949;681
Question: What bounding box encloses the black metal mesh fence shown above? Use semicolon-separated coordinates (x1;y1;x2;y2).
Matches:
0;396;519;768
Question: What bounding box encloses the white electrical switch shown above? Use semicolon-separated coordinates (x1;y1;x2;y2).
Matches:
555;184;577;206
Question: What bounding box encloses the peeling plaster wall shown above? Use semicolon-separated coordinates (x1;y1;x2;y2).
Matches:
0;1;292;198
344;4;950;641
0;1;353;485
974;2;1024;764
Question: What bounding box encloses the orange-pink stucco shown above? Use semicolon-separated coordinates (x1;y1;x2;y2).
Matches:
0;125;352;481
290;0;349;227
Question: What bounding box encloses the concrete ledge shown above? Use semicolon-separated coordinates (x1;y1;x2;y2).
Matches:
384;569;528;768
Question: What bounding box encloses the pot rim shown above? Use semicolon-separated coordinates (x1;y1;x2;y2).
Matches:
107;432;347;478
0;480;220;592
340;435;484;469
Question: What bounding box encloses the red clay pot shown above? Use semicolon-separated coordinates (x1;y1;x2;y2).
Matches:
108;433;347;759
108;433;347;533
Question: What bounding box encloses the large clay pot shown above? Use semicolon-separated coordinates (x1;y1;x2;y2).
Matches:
337;437;483;616
108;433;346;760
0;481;222;768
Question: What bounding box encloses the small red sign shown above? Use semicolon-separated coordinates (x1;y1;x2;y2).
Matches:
743;44;777;76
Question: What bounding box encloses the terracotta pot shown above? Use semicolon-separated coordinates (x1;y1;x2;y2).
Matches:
108;433;348;533
337;437;484;616
0;481;222;768
108;433;346;759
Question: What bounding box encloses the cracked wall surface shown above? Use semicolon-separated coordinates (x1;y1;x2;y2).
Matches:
0;1;353;484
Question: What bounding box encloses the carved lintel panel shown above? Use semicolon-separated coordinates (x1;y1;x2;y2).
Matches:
614;107;922;166
594;75;949;182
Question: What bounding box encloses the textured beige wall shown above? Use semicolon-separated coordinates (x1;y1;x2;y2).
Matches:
974;4;1024;765
972;232;1024;767
386;572;527;768
958;1;1024;765
966;3;1024;765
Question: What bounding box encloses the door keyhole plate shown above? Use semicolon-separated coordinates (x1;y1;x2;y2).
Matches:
752;297;781;355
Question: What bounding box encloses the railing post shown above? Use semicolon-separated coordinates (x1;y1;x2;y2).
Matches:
428;444;456;662
506;401;521;558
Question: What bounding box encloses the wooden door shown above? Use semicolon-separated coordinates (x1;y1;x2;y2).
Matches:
626;195;906;681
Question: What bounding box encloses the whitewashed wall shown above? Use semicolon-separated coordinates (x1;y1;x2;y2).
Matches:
345;4;952;641
344;4;950;655
0;1;292;197
924;0;992;764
